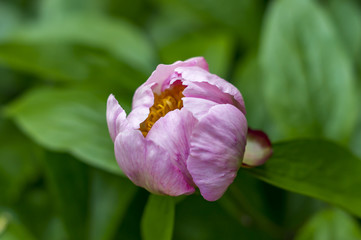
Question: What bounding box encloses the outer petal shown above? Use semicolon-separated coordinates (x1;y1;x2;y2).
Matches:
106;94;127;141
243;128;273;167
187;104;247;201
147;109;198;185
114;129;195;196
174;66;246;114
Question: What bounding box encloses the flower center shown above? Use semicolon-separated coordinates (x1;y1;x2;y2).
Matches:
140;84;185;137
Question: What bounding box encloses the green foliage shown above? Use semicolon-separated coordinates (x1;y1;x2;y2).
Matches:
1;0;361;239
246;139;361;218
141;195;175;240
295;208;361;240
260;0;358;141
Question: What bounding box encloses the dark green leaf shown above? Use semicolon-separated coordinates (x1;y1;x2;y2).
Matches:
88;169;137;240
141;194;175;240
246;140;361;218
159;31;235;77
44;152;89;240
260;0;357;141
295;208;361;240
6;87;122;174
0;118;42;205
0;213;36;240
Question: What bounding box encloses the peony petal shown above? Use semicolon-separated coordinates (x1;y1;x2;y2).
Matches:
147;109;198;185
128;57;209;129
242;128;273;167
187;104;247;201
174;66;246;114
182;97;218;119
106;94;127;141
114;129;195;196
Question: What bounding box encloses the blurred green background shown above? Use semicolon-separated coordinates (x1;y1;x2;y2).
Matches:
0;0;361;239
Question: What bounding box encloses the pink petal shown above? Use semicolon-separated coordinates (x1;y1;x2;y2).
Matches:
147;109;198;186
106;94;127;141
187;104;247;201
114;129;195;196
128;57;209;129
174;66;246;114
243;128;273;167
182;97;218;119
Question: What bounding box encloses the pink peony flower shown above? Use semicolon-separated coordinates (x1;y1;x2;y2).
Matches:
107;57;271;201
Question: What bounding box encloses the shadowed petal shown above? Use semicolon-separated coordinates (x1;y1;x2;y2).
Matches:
147;109;198;185
243;128;273;167
106;94;127;141
114;129;195;196
187;104;247;201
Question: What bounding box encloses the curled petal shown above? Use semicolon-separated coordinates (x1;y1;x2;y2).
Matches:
174;66;246;114
147;109;198;185
106;94;127;141
187;104;248;201
114;129;195;196
243;128;273;167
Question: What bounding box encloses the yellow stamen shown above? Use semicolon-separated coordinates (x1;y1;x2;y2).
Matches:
140;85;185;137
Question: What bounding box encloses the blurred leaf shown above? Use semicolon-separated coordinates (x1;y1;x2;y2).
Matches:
260;0;357;141
0;118;42;205
173;195;272;240
6;87;122;175
0;14;154;88
327;0;361;60
295;208;361;240
160;31;234;77
0;2;21;41
232;54;280;140
88;169;137;240
148;1;206;47
141;195;175;240
176;0;263;47
246;139;361;218
44;153;89;240
0;213;36;240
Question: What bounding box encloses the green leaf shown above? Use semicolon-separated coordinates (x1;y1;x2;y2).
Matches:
327;0;361;60
177;0;263;47
141;195;175;240
159;30;235;77
246;139;361;218
0;14;154;86
0;213;36;240
88;169;137;240
260;0;357;141
44;152;89;240
6;87;122;175
295;208;361;240
0;118;42;205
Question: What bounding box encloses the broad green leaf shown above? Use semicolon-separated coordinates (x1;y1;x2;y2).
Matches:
88;169;137;240
246;140;361;218
327;0;361;60
160;31;234;77
0;14;154;86
6;87;122;175
141;195;175;240
295;208;361;240
44;153;89;240
260;0;357;141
